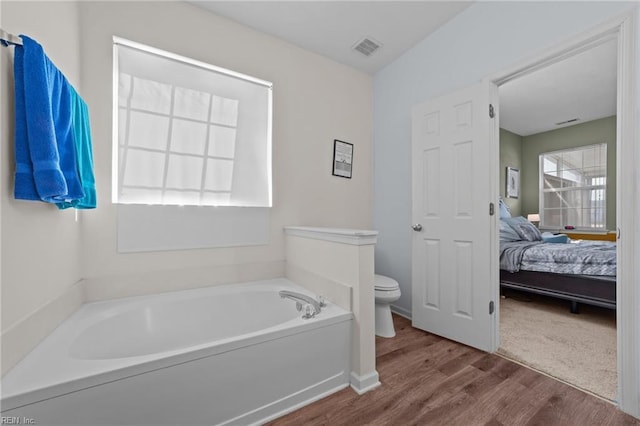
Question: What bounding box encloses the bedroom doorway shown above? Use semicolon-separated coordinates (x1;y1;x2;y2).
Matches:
493;29;621;401
408;8;638;416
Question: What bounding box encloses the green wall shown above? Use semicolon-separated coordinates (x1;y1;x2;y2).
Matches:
520;116;617;231
499;128;523;216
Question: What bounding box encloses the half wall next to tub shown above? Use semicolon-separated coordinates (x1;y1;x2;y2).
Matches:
284;226;380;394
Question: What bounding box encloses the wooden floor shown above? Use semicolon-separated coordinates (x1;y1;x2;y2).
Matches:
270;315;639;426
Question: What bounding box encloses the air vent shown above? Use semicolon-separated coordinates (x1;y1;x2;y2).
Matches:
555;118;580;126
352;37;382;57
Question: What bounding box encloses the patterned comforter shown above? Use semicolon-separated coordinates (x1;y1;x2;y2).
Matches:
500;240;617;276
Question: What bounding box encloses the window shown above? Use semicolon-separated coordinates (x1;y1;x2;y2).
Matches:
539;144;607;230
112;38;272;252
113;38;272;207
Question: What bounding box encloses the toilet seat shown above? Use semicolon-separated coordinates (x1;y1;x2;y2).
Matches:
374;274;399;291
374;287;401;303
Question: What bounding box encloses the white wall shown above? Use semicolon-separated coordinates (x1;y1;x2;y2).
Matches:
78;1;373;299
1;1;85;375
373;1;635;316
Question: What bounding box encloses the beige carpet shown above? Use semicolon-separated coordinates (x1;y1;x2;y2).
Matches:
498;290;617;401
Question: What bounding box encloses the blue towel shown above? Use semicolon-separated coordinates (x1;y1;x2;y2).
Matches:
57;89;97;209
14;35;84;204
13;39;40;200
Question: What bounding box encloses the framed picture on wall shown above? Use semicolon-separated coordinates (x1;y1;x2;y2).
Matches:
332;140;353;179
506;167;520;199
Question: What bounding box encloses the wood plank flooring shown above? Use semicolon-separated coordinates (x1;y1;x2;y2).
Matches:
270;315;640;426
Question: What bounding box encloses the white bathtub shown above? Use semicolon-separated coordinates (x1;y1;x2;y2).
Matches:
1;278;352;425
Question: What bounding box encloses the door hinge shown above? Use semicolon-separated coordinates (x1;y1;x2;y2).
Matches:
489;104;495;118
489;202;495;216
489;301;495;315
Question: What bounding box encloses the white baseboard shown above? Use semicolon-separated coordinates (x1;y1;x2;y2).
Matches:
390;304;412;320
350;371;381;395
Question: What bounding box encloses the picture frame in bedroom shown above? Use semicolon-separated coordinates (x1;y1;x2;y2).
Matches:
506;167;520;199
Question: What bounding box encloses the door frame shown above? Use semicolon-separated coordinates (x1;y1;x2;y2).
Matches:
485;8;639;416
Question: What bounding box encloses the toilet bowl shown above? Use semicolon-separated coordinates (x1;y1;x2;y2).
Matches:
374;274;401;338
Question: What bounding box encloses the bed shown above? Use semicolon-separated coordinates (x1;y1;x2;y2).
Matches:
498;212;616;313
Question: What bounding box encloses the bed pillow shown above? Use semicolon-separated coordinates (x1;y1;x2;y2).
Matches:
499;219;521;242
503;216;542;242
498;197;511;219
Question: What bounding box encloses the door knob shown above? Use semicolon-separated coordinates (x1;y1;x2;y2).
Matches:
412;224;423;231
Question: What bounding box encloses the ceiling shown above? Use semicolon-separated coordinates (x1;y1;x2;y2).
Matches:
188;1;616;137
188;1;473;75
499;38;617;136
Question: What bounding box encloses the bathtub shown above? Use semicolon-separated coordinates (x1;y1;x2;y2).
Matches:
1;278;352;425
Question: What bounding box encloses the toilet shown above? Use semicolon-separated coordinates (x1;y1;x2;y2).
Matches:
374;274;401;338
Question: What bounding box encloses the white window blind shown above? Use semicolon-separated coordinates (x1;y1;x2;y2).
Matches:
113;38;272;207
539;143;607;230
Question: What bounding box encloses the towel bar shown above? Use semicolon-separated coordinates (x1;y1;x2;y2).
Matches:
0;28;22;46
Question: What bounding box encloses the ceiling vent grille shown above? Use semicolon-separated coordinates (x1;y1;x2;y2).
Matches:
555;118;580;126
353;37;382;57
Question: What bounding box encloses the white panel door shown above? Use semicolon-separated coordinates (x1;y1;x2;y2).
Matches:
411;83;494;352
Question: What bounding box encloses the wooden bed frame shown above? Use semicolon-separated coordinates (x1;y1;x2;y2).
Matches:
500;269;616;314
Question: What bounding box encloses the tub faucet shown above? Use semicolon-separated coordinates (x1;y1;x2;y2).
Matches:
279;290;324;319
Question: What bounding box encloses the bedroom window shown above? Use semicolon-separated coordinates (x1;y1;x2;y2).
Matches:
539;144;607;230
113;38;272;207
